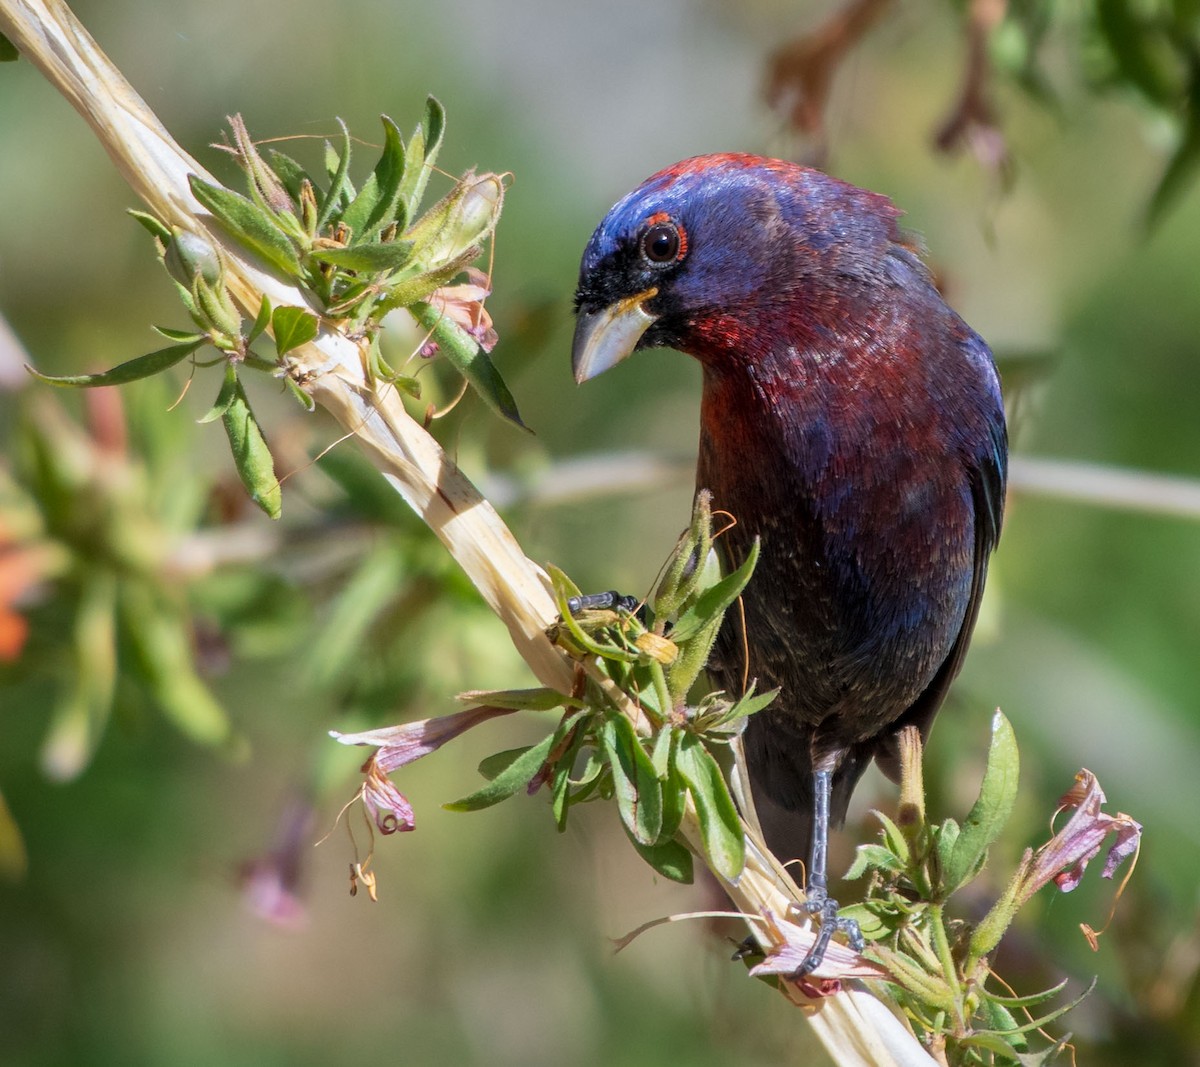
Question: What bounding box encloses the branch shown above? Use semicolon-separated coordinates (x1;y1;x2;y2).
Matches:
0;3;936;1063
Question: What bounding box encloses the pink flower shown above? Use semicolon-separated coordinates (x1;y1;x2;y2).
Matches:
748;909;887;992
427;268;498;352
332;704;518;834
1030;769;1143;897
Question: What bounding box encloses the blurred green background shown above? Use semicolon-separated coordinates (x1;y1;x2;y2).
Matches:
2;0;1199;1064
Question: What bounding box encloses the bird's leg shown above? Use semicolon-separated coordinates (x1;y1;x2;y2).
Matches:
793;768;866;977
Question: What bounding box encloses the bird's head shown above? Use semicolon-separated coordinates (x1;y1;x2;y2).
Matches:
572;153;909;383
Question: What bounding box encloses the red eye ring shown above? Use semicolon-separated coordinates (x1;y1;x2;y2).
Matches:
640;216;686;265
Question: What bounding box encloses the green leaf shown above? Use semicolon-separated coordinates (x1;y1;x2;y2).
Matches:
189;175;301;276
674;731;744;881
399;96;444;215
341;114;408;238
198;364;239;424
316;120;353;231
411;302;526;430
271;305;319;357
941;710;1019;896
601;714;663;845
40;571;117;782
478;746;538;781
247;296;272;343
670;539;760;644
650;726;673;778
659;753;687;841
309;240;415;273
128;209;172;242
0;33;19;62
120;584;233;749
837;901;897;941
264;149;311;204
1095;0;1177;106
933;816;961;894
153;326;206;343
220;374;282;519
844;843;907;880
27;341;203;388
718;684;778;726
986;977;1070;1009
623;828;694;884
444;731;556;811
875;811;911;868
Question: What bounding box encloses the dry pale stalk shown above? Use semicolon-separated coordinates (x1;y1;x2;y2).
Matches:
0;2;935;1063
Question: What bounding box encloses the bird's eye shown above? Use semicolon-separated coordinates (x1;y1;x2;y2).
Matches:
640;220;683;265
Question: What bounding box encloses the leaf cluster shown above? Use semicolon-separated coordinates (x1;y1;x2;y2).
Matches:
842;714;1082;1066
441;491;775;886
997;0;1200;224
28;103;519;521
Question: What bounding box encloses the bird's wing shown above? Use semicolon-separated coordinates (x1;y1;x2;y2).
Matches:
872;335;1008;783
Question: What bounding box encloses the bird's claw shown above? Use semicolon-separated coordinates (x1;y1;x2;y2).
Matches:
792;886;865;977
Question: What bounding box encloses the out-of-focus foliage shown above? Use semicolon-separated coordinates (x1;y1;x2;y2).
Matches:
2;1;1200;1066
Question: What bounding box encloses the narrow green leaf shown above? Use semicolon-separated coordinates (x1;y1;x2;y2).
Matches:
933;816;961;894
198;364;239;424
247;296;272;343
285;377;316;412
316;120;353;231
658;744;687;841
120;584;233;748
342;114;408;238
675;731;744;881
411;301;527;430
444;731;556;811
27;341;202;388
478;746;537;781
0;33;19;62
189;175;301;275
264;149;310;203
623;828;694;884
398;98;437;215
128;209;172;241
309;240;414;273
153;326;206;343
875;811;911;868
718;684;778;726
271;305;319;357
601;714;663;845
650;727;673;778
844;843;907;881
941;710;1019;895
959;1032;1026;1058
40;571;117;782
221;375;282;518
670;539;760;644
985;977;1070;1009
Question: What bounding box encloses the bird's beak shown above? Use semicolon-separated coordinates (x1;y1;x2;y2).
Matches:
571;287;658;384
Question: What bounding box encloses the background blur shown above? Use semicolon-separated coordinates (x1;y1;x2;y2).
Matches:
2;0;1199;1064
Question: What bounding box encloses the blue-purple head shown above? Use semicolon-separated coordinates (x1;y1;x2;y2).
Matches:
571;153;907;382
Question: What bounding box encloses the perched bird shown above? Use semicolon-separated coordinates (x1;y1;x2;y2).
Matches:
572;154;1006;971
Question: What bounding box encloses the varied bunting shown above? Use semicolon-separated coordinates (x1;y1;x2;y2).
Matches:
572;154;1007;971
